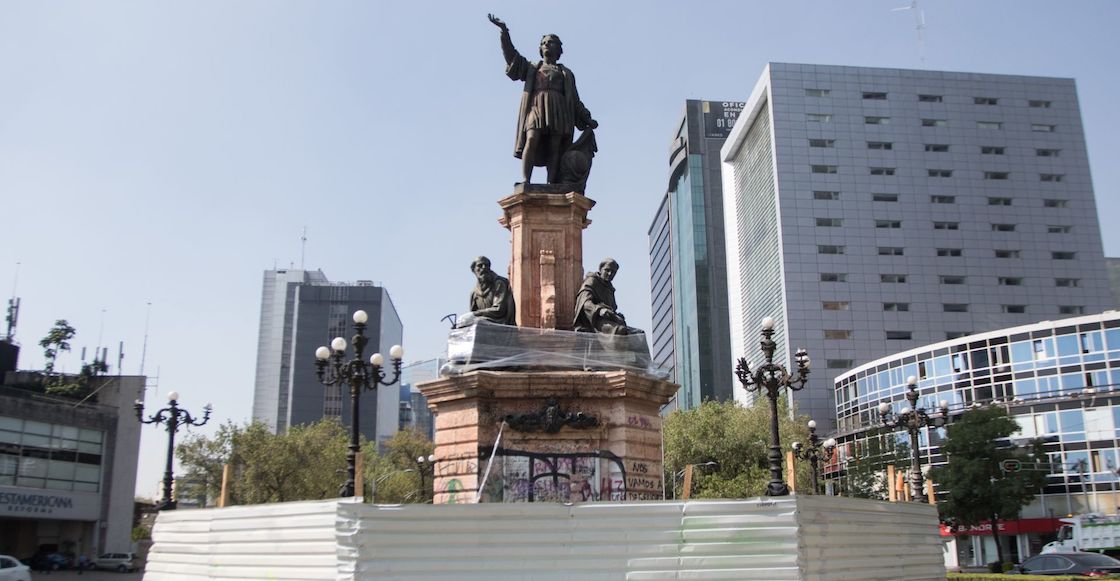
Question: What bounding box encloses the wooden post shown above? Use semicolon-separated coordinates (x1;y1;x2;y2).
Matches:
786;450;797;494
887;464;896;502
681;464;694;500
355;453;364;499
896;471;907;500
218;464;231;508
926;478;937;505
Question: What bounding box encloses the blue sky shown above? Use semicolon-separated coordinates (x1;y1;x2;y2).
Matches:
2;1;1117;497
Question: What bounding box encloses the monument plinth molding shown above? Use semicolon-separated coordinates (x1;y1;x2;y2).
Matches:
498;186;595;330
418;369;676;504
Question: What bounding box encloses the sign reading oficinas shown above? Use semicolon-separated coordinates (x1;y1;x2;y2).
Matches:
0;485;100;521
702;101;747;139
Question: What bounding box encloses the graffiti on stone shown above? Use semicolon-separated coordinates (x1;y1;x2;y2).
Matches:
477;448;630;502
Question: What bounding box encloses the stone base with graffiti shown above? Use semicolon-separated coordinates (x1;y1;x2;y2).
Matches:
417;369;676;504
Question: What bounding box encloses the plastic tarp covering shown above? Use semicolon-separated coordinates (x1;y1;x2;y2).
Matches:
444;320;667;379
144;496;946;581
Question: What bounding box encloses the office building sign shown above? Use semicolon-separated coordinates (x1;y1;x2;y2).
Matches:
703;101;746;138
0;485;100;521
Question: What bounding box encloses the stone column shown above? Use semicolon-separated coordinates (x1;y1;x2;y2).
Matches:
498;186;595;330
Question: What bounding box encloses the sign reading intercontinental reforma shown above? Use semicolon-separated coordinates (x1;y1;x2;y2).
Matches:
0;485;101;521
702;101;746;138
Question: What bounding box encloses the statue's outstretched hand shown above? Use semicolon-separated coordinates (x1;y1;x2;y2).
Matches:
587;119;599;130
488;14;508;32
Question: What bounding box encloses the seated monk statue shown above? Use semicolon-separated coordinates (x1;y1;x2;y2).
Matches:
573;258;639;335
456;256;516;328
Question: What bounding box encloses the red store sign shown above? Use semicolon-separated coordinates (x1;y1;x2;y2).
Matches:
940;518;1063;537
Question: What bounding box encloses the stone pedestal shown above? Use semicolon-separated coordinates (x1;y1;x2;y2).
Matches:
417;370;676;504
498;185;595;330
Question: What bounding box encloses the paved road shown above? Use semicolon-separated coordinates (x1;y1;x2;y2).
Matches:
24;570;143;581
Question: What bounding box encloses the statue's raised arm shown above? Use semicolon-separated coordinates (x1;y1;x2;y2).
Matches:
487;14;597;187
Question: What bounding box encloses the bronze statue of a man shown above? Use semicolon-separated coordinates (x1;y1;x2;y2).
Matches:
573;258;637;335
457;256;516;327
489;14;598;185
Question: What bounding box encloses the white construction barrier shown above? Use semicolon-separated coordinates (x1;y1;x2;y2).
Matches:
144;495;946;580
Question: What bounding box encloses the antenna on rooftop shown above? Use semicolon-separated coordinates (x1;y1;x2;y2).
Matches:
139;301;152;376
5;262;19;341
300;227;308;270
892;0;926;64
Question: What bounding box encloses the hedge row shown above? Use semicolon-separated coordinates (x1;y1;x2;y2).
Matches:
948;574;1086;581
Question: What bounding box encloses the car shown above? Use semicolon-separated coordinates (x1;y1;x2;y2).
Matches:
19;554;66;572
1014;551;1120;577
0;554;32;581
93;552;136;573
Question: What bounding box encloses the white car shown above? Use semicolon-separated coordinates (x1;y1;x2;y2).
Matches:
93;552;136;573
0;555;31;581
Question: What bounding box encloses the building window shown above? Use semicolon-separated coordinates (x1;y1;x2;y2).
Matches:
922;118;948;127
807;113;833;122
878;247;904;256
812;165;839;174
809;139;835;148
984;171;1010;180
933;221;959;230
865;116;890;125
869;167;896;176
875;219;902;229
881;274;907;283
946;332;970;340
1056;278;1080;288
818;245;845;255
919;94;943;103
930;195;955;204
1044;198;1069;208
1037;148;1061;157
816;218;843;227
827;359;854;368
937;248;963;257
824;330;852;340
1040;173;1065;182
1059;305;1085;315
872;193;899;202
820;273;847;282
1047;225;1072;234
1002;305;1027;314
944;304;969;313
928;169;953;178
924;144;949;152
823;301;850;311
886;331;912;340
977;121;1002;130
988;197;1012;206
867;141;893;150
813;190;840;200
998;277;1023;286
805;88;831;97
974;97;999;105
995;249;1021;259
991;223;1016;232
1032;123;1056;132
981;146;1006;155
883;302;910;312
939;275;966;285
1029;99;1052;108
1052;251;1076;260
863;91;888;100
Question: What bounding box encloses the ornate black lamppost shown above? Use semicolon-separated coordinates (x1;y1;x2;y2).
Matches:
416;454;435;502
878;376;949;502
735;316;811;496
791;420;837;495
134;391;212;510
314;309;403;498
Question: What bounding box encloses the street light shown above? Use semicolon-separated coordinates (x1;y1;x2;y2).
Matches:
734;316;811;496
134;391;212;510
673;461;718;499
878;376;949;502
314;309;403;498
791;420;837;495
416;454;436;502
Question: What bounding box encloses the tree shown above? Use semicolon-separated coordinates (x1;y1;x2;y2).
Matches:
663;399;813;498
838;427;910;500
368;428;435;503
39;319;76;375
930;406;1047;567
176;421;240;506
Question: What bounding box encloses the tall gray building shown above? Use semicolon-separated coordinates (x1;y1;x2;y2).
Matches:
648;100;743;410
251;269;403;446
721;63;1113;429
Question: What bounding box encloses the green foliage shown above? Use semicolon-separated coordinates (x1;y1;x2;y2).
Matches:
663;398;813;498
39;319;76;374
368;428;435;503
837;427;910;500
176;420;240;506
131;525;151;541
